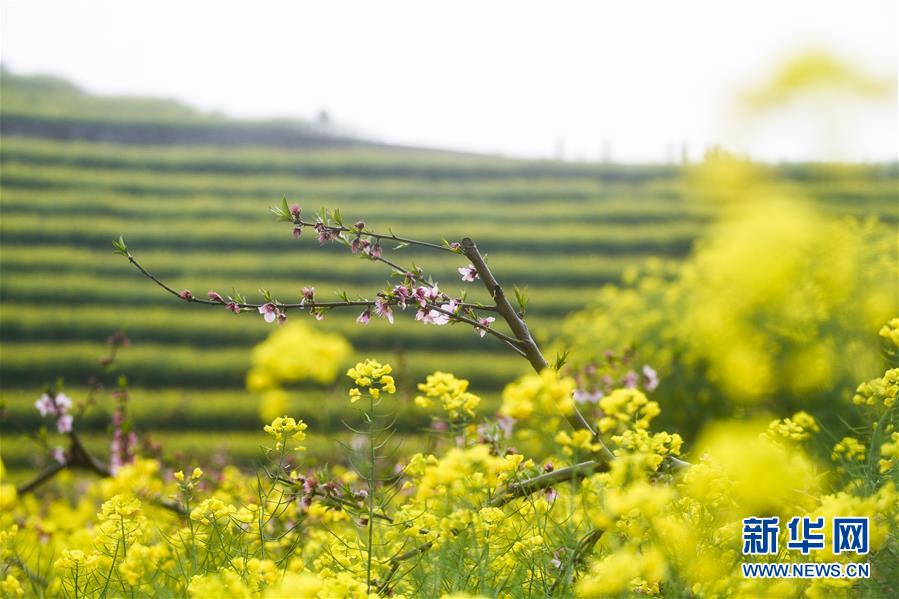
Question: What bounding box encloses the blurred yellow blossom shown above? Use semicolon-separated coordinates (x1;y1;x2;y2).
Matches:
246;322;352;391
416;371;481;421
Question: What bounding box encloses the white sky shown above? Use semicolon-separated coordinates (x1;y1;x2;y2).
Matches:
1;0;896;162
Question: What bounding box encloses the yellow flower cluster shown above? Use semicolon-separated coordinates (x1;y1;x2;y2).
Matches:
3;350;899;598
611;429;683;470
879;317;899;348
263;415;308;451
54;548;100;573
554;429;601;456
763;410;820;443
1;574;23;598
415;371;481;421
832;436;867;463
119;543;172;586
597;388;660;433
499;368;575;435
174;466;204;483
879;431;899;474
852;368;898;408
190;497;238;526
346;359;395;402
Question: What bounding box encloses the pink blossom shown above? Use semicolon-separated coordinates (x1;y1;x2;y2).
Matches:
356;308;371;326
351;237;370;254
392;285;410;309
258;303;279;323
416;307;449;326
458;264;478;282
415;308;442;325
226;302;241;313
573;389;603;404
314;221;335;244
475;316;495;338
207;291;225;303
110;437;123;473
544;487;558;502
413;286;430;307
449;242;462;251
623;370;638;389
374;298;394;324
354;220;365;231
56;414;73;433
178;290;193;300
277;312;288;324
431;305;452;326
642;365;660;392
311;309;325;321
35;393;55;416
289;204;302;219
301;287;315;304
52;447;66;465
55;393;72;411
292;226;303;238
497;416;516;438
431;310;450;327
367;242;382;259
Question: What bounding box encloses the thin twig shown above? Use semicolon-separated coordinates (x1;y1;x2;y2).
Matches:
128;253;495;312
294;219;454;253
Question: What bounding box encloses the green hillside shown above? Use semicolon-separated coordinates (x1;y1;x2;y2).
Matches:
1;70;896;473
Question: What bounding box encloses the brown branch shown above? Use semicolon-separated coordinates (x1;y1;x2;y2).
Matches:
15;461;66;495
15;431;186;516
461;238;546;372
129;253;493;312
126;251;523;356
487;460;609;508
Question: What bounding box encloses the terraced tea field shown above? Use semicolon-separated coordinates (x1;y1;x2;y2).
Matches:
1;71;896;479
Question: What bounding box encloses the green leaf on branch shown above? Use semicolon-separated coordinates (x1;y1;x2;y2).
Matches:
513;284;529;316
393;242;410;251
112;236;129;256
271;196;293;222
553;349;570;371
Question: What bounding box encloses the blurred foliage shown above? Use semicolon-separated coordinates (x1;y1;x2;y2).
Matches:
245;322;352;423
245;322;352;391
740;50;894;112
558;155;898;434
